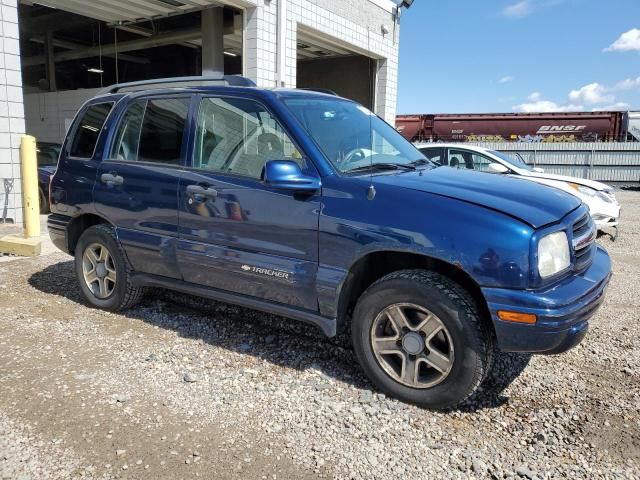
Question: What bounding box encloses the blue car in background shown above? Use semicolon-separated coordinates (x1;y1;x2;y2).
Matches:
36;142;61;214
46;76;612;409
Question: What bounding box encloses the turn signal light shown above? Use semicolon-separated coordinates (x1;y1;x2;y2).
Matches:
497;310;537;324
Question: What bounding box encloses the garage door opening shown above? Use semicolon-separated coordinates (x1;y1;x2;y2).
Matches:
296;28;376;110
19;2;243;143
19;3;244;91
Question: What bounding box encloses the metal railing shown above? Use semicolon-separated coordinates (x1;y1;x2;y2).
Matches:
467;142;640;183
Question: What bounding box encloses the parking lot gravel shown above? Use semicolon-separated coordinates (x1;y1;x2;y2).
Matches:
1;190;639;480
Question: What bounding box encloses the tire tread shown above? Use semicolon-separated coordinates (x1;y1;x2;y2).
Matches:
79;224;144;311
355;269;495;409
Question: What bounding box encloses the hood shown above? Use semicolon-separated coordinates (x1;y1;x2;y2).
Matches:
523;171;612;191
373;167;580;229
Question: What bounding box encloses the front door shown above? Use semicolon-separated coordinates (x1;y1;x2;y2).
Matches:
177;96;321;310
94;96;191;279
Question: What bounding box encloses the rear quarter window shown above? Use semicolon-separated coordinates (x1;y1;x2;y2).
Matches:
69;102;114;158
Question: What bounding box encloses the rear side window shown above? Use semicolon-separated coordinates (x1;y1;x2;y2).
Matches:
109;97;189;165
110;101;145;161
69;102;113;158
419;147;445;165
139;98;189;165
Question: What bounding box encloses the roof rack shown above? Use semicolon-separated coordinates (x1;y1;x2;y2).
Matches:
297;87;338;96
98;75;256;95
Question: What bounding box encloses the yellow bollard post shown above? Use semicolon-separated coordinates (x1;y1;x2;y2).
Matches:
20;135;40;238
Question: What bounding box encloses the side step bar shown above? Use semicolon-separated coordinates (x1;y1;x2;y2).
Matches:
130;273;337;337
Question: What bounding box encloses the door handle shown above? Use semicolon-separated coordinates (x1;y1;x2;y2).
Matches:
100;172;124;186
186;184;217;202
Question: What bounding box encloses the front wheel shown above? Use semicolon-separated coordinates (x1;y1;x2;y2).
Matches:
352;269;494;410
74;224;144;311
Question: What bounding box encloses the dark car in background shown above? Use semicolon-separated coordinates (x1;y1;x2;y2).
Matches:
36;142;61;213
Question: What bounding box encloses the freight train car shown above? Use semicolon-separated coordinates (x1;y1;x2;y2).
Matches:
396;111;629;143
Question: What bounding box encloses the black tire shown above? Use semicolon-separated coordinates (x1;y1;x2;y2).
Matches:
351;269;494;410
74;224;144;311
39;187;50;214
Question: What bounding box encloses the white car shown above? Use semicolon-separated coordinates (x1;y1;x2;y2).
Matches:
415;143;620;230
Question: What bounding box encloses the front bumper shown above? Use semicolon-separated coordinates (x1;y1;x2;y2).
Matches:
482;246;612;354
591;202;620;229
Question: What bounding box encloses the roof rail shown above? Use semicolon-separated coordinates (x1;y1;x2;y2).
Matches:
98;75;256;95
297;87;338;96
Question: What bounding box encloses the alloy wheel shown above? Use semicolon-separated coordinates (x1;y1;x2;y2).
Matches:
82;242;117;299
370;303;454;388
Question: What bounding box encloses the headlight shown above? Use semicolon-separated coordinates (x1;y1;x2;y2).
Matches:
538;231;570;278
597;189;617;204
569;183;598;199
569;183;616;204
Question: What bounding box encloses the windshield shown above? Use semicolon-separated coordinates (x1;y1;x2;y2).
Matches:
284;97;429;173
489;150;533;172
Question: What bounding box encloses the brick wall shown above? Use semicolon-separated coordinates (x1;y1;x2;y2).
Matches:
0;0;24;225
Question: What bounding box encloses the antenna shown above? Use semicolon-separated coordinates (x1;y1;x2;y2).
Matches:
98;24;103;88
366;27;375;201
114;26;119;84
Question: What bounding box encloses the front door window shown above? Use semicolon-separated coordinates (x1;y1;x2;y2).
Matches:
193;97;303;178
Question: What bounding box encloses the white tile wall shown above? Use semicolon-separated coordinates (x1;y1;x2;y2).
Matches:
0;0;23;225
244;0;399;122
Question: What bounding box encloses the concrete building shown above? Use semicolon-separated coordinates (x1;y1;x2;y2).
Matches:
0;0;401;226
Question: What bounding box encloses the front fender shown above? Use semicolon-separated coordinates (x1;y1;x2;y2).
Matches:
317;176;534;318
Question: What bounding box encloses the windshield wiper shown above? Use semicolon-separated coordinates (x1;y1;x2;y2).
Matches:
345;162;416;174
409;158;438;167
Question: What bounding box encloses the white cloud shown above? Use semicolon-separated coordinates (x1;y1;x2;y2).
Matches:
502;1;533;18
614;76;640;90
592;102;631;111
499;75;515;83
512;93;583;112
512;76;640;112
568;83;614;105
501;0;565;19
604;28;640;53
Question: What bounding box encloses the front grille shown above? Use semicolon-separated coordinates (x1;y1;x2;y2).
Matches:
572;212;595;272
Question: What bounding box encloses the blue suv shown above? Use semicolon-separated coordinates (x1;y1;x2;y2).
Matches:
47;76;612;409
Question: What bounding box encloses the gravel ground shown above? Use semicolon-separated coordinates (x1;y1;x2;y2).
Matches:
1;190;639;480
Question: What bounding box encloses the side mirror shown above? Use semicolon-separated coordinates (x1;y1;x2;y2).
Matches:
487;162;509;174
264;160;321;192
532;167;544;173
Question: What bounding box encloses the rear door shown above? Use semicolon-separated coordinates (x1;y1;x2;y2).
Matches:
176;95;321;310
94;95;191;279
51;101;114;217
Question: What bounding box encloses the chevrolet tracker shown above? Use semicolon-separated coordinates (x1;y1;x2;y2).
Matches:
47;76;612;409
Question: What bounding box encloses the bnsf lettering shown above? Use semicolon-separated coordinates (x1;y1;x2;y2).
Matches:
537;125;586;134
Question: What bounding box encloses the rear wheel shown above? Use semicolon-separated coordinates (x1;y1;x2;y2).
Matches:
74;224;144;311
352;269;493;409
